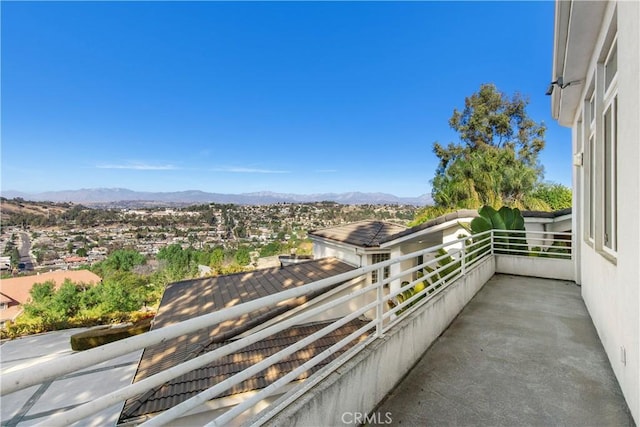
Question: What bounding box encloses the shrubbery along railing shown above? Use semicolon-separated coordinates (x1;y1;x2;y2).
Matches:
1;229;572;426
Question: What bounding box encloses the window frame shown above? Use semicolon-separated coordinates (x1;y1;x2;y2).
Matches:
601;36;618;257
587;30;618;264
584;83;596;246
370;252;391;284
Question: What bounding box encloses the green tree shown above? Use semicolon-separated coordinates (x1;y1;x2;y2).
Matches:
234;246;251;266
99;249;146;274
22;281;57;320
97;280;139;313
51;280;82;318
10;247;20;267
157;244;197;281
209;246;225;268
531;182;572;211
260;242;283;257
430;84;547;212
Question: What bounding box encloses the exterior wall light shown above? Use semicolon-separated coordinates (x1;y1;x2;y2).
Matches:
546;76;583;95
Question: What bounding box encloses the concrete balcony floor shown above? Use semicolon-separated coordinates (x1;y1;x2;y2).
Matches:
373;274;635;426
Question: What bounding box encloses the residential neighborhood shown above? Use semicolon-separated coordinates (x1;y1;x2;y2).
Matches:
0;201;418;273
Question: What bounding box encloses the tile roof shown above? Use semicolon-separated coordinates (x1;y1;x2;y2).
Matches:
308;220;408;248
119;258;357;423
120;318;370;420
387;209;479;242
309;208;572;248
0;270;102;304
0;270;102;323
521;207;572;218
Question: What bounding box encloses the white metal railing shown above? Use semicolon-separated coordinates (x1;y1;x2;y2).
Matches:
1;229;572;426
493;229;572;259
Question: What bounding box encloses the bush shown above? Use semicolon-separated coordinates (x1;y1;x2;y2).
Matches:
0;311;155;340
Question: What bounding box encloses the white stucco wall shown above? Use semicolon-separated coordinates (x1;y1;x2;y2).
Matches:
495;254;574;281
311;239;361;267
565;1;639;420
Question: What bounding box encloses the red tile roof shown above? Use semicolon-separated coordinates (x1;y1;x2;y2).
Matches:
0;270;102;323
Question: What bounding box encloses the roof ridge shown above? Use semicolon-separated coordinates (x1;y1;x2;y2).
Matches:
366;222;387;246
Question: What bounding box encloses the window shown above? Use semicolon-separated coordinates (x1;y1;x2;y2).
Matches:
371;253;390;284
585;84;596;243
602;37;618;254
0;302;7;310
589;134;596;240
603;96;617;252
584;29;618;260
605;41;617;91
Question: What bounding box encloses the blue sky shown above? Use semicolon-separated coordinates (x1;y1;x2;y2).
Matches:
1;1;571;198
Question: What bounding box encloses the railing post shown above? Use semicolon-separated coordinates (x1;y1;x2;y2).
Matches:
461;239;466;275
490;230;495;255
376;267;384;337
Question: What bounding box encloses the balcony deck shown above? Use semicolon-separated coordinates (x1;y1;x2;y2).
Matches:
372;274;634;426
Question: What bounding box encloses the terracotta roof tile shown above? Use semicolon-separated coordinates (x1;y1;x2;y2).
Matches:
121;318;370;420
309;220;408;247
119;258;358;423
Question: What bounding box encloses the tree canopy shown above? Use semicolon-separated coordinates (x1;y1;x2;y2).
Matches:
430;84;551;211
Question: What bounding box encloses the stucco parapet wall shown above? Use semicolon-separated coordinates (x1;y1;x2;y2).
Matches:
384;208;572;244
495;254;574;282
249;257;495;427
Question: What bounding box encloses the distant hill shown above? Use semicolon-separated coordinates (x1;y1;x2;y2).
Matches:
2;188;432;206
0;198;71;218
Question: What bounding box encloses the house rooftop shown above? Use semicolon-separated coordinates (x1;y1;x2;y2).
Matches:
0;270;102;323
308;220;408;247
119;257;357;423
309;208;572;248
120;318;369;421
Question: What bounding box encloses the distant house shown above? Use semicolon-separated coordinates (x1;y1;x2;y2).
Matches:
309;209;571;294
550;0;639;419
64;256;88;268
0;270;102;327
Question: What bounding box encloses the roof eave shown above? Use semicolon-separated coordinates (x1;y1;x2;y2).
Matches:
551;0;570;123
380;216;475;249
551;0;609;127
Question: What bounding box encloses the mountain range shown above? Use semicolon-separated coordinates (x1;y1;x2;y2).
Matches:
2;188;432;206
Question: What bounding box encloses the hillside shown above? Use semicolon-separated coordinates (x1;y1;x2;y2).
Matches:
0;198;73;221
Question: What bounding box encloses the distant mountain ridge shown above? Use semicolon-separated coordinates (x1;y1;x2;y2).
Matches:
2;188;432;206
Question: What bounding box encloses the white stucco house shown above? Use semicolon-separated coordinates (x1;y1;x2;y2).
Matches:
310;208;572;294
550;0;639;421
